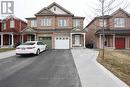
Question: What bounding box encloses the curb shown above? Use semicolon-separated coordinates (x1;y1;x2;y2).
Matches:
92;51;129;87
0;50;16;60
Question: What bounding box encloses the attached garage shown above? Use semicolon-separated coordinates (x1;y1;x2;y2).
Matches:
55;36;69;49
115;38;125;49
38;37;52;49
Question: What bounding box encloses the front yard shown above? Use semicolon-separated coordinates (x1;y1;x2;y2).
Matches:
97;49;130;86
0;48;15;53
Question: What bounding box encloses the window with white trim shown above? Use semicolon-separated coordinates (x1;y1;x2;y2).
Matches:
41;18;52;26
10;20;15;28
58;19;68;27
3;22;6;30
99;19;107;27
73;19;80;28
114;18;125;27
31;20;37;27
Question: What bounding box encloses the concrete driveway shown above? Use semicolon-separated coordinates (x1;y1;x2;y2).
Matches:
0;50;81;87
71;49;128;87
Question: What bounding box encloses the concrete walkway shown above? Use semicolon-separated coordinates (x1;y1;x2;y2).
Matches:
0;50;16;59
71;49;129;87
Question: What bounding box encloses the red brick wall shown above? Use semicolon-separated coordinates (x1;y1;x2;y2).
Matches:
2;18;27;32
109;10;130;29
85;19;100;47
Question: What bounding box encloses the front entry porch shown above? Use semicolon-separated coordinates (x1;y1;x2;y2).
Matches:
70;33;85;48
0;32;19;48
98;34;130;49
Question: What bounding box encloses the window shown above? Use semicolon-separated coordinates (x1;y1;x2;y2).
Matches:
31;20;37;27
10;20;15;28
41;18;52;26
37;42;44;45
3;22;6;30
73;19;80;28
114;18;125;27
58;19;68;27
99;19;107;27
54;7;56;11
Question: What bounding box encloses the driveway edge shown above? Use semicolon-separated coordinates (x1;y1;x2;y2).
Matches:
92;51;129;87
0;50;16;60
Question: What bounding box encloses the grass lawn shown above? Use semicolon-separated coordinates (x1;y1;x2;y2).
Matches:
97;49;130;86
0;48;15;53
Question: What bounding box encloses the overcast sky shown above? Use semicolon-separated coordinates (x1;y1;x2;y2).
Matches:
0;0;130;27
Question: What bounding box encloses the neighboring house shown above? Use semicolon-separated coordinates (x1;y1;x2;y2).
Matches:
85;8;130;49
0;19;2;32
22;2;86;49
0;15;27;48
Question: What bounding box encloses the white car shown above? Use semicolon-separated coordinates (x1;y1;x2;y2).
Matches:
16;41;47;55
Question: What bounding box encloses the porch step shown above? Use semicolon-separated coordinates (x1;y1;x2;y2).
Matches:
71;47;85;49
0;45;13;48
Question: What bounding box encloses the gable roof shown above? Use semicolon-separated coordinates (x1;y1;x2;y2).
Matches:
2;15;26;23
35;2;73;16
47;2;73;15
35;7;55;16
111;8;130;16
21;27;37;33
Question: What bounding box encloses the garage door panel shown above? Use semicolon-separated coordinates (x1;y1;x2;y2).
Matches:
39;37;52;49
55;36;69;49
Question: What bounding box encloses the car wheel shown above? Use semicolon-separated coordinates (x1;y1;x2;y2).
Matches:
45;46;48;50
36;49;40;55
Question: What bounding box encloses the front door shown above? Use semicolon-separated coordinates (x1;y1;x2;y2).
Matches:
75;35;80;46
115;38;125;49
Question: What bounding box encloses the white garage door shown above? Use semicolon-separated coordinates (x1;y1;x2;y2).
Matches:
55;36;69;49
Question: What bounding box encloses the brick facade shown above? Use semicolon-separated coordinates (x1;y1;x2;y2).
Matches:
0;16;27;47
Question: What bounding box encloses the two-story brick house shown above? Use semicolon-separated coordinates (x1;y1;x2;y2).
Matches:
85;8;130;49
21;2;86;49
0;15;27;47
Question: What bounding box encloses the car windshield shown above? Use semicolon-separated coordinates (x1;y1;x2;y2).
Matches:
22;42;35;45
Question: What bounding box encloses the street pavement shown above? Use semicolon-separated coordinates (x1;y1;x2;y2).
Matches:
0;50;81;87
71;49;129;87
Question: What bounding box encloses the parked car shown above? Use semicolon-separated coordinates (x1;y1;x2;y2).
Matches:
16;41;47;55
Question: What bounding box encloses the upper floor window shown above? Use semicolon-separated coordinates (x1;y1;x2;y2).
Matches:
10;20;15;28
114;18;125;27
99;19;107;27
31;20;37;27
73;19;81;28
3;22;6;30
58;19;68;27
41;18;52;26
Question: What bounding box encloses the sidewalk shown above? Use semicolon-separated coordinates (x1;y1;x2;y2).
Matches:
0;50;16;60
71;49;129;87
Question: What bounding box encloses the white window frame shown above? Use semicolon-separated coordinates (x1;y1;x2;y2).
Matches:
58;19;68;27
99;19;107;27
10;20;15;28
74;19;80;28
31;20;37;27
3;22;6;30
41;18;52;26
114;18;125;27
